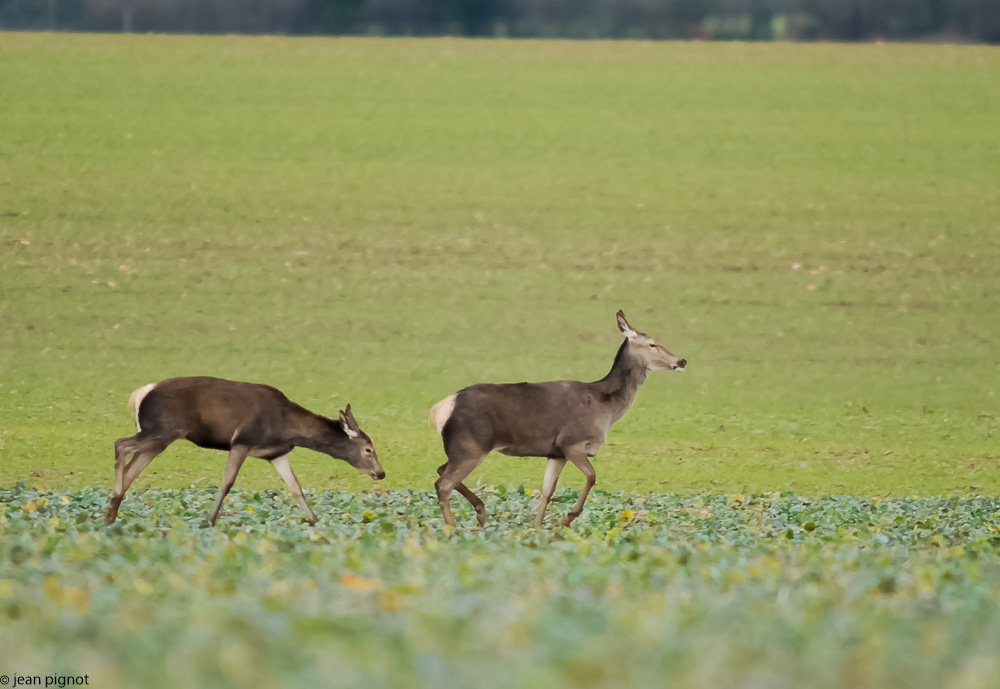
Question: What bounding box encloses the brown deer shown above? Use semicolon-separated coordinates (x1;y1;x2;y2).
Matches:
106;376;384;525
429;310;686;529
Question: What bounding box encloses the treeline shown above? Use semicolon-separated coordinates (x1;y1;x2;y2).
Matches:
2;0;999;43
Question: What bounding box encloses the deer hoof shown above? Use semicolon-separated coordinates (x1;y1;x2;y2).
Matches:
105;498;122;525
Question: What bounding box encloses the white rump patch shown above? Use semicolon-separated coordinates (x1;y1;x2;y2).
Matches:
429;394;457;435
128;383;156;432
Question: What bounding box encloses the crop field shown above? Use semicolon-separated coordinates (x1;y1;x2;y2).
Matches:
1;33;999;688
5;486;1000;689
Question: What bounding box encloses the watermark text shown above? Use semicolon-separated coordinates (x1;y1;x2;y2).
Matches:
0;675;90;687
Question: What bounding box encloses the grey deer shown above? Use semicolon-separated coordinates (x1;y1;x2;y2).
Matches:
429;310;686;529
106;376;384;526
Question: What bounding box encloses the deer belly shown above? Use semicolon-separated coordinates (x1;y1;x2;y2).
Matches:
496;443;561;459
250;446;293;460
186;426;238;451
187;436;231;451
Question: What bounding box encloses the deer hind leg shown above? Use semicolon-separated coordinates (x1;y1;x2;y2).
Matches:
437;463;487;527
113;436;137;491
436;430;488;528
106;435;171;525
208;446;249;525
436;458;485;529
534;457;567;529
270;454;318;525
562;454;597;527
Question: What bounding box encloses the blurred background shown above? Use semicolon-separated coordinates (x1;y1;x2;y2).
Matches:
2;0;999;43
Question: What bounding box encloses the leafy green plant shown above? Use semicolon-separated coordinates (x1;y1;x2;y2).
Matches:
3;487;1000;688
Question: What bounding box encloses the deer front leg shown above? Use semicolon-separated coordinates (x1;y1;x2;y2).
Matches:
208;446;249;525
270;454;318;525
534;458;567;528
563;454;596;527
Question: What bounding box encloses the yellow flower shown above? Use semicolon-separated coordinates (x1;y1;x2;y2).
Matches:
620;509;634;521
24;500;37;512
245;506;255;514
380;590;401;612
60;496;71;506
268;580;292;597
49;517;59;527
43;577;60;601
62;585;90;612
340;574;381;592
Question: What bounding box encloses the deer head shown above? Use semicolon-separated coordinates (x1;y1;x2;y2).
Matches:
617;310;687;372
336;404;385;480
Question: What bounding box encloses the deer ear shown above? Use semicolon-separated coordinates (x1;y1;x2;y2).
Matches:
616;310;638;339
339;408;359;438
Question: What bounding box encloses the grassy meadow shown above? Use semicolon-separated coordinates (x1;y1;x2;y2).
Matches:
1;33;999;688
1;34;997;497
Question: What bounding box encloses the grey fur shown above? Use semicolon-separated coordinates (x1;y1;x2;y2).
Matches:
432;310;686;528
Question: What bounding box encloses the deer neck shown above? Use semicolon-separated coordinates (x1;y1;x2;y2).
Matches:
290;407;345;453
593;340;648;422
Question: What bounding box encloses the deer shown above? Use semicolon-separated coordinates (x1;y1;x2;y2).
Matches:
429;310;686;529
105;376;384;526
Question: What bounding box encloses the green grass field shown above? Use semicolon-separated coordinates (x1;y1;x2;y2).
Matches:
2;33;1000;689
2;34;997;498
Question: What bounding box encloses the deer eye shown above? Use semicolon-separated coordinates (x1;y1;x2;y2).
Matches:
365;447;373;454
649;343;657;348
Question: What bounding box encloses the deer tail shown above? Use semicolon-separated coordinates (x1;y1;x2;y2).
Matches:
128;383;157;432
429;394;457;435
